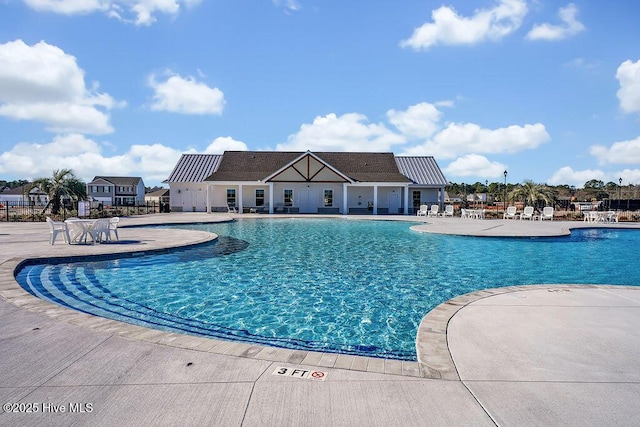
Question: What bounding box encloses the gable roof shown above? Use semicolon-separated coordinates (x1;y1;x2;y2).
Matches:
395;156;448;186
206;151;412;183
145;188;170;197
263;151;353;183
1;184;47;196
90;176;143;186
167;151;447;186
165;154;223;183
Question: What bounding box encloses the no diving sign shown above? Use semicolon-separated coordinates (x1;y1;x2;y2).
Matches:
272;367;327;381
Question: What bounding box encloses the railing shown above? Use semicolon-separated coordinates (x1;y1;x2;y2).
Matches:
0;201;170;222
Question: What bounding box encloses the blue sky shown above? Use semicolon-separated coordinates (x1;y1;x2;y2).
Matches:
1;0;639;188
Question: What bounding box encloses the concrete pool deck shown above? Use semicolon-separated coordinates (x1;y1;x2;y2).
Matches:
1;213;639;426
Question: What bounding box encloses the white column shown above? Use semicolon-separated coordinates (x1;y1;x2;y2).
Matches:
269;182;274;214
206;184;210;213
238;184;243;213
373;185;378;215
404;185;409;215
342;183;348;215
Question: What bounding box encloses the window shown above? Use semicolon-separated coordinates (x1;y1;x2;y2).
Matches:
103;186;109;193
92;186;97;193
412;190;421;208
284;189;293;207
324;189;333;207
255;189;265;206
227;189;236;206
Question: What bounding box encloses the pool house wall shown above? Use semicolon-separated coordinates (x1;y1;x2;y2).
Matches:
203;183;442;215
165;151;448;214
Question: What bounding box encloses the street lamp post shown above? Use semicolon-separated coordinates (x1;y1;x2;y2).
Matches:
619;177;622;213
503;170;508;214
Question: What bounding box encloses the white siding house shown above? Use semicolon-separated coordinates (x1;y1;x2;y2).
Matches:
164;151;448;215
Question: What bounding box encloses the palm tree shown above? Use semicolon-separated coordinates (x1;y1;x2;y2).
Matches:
28;169;87;215
509;180;555;208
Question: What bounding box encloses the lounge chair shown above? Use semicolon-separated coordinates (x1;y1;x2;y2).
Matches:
427;205;439;217
503;206;517;219
227;203;238;213
440;205;454;218
519;206;535;220
46;217;70;245
540;206;554;221
416;205;428;217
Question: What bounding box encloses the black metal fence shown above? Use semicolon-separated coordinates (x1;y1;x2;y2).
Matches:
0;201;170;222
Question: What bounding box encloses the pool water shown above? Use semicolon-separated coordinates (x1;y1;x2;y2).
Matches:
17;218;640;360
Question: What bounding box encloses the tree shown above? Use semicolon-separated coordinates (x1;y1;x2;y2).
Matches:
509;180;555;207
29;169;87;214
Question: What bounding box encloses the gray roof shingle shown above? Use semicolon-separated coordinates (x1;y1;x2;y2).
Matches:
166;152;447;185
207;151;412;183
90;176;143;186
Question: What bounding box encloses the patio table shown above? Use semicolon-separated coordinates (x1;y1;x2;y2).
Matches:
65;219;99;244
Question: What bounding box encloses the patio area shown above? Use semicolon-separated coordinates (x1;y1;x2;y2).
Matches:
1;214;639;425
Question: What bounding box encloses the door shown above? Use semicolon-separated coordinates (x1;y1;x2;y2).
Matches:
299;190;317;213
388;193;401;214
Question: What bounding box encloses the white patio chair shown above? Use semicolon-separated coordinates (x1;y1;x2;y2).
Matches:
540;206;554;221
441;205;454;218
606;211;618;223
227;203;238;213
46;217;70;245
88;219;110;244
108;217;120;241
416;205;428;216
503;206;517;219
519;206;535;220
460;208;469;219
427;205;439;217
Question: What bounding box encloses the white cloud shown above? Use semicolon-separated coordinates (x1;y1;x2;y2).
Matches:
22;0;201;26
547;166;640;187
401;122;550;159
616;59;640;115
387;102;442;139
149;75;225;115
272;0;300;13
526;3;585;41
0;134;188;185
590;136;640;165
0;39;122;134
277;112;406;152
204;136;248;153
400;0;528;50
547;166;607;186
148;73;225;115
443;154;507;178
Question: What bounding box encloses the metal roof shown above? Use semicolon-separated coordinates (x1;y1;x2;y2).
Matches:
395;156;448;186
166;153;447;186
164;154;223;183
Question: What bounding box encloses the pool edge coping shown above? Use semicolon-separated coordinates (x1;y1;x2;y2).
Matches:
415;283;640;380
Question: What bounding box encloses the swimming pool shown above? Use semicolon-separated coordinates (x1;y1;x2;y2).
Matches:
16;218;640;360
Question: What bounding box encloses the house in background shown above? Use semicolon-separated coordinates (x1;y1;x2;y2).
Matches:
0;184;49;206
165;151;447;214
86;176;145;206
144;188;170;204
